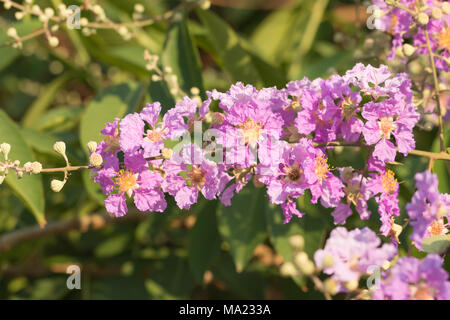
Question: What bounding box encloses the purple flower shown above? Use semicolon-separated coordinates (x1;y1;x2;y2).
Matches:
314;227;397;285
372;254;450;300
406;171;450;250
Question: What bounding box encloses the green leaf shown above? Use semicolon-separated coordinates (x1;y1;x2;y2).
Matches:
216;185;267;272
35;106;82;132
22;73;73;127
94;233;131;258
196;10;261;85
162;17;205;98
188;201;221;281
0;20;41;72
0;110;45;226
79;82;146;149
422;234;450;254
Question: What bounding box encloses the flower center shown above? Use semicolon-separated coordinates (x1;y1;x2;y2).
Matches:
315;155;329;183
427;218;446;236
239;118;262;146
340;96;357;121
146;125;165;142
381;169;397;195
411;282;434;300
115;170;139;197
378;116;396;139
344;182;361;206
187;166;206;188
284;163;303;183
438;26;450;52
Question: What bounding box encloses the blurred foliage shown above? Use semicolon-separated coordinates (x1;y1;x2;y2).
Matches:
0;0;448;300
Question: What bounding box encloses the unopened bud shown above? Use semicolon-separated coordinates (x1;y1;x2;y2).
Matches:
294;252;309;267
87;141;97;153
402;43;416;57
395;45;405;58
344;279;359;291
382;260;391;270
0;143;11;158
161;148;173;159
298;259;315;276
289;235;305;250
17;171;24;179
134;3;145;13
50;179;65;192
48;36;59;47
442;2;450;15
7;27;17;38
431;7;442;20
89;152;103;167
23;162;33;173
322;255;335;268
280;262;298;277
53;141;66;156
199;0;211;10
416;12;429;25
324;278;339;295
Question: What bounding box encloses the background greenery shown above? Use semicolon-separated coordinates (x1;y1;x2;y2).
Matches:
0;0;447;299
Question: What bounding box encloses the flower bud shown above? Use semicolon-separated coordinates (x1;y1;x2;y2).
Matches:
402;43;416;57
48;36;59;47
50;179;65;192
0;143;11;158
442;2;450;15
199;0;211;10
431;7;442;20
344;279;359;291
324;278;339;295
7;27;17;38
294;251;309;267
17;171;23;179
416;12;429;25
134;3;145;13
382;260;391;270
89;152;103;167
53;141;66;156
298;259;315;276
23;162;33;173
322;255;335;268
280;262;298;277
87;141;98;153
394;45;404;58
289;235;305;251
161;148;173;159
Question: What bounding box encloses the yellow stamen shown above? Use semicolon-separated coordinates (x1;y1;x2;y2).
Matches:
378;116;396;139
315;155;329;183
438;26;450;52
187;166;206;188
115;170;138;196
411;282;434;300
427;218;447;236
344;182;362;206
239;118;262;146
381;170;397;195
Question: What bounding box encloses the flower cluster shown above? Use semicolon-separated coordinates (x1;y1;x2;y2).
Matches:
406;170;449;250
314;227;397;292
90;63;419;239
372;254;450;300
372;0;450;71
